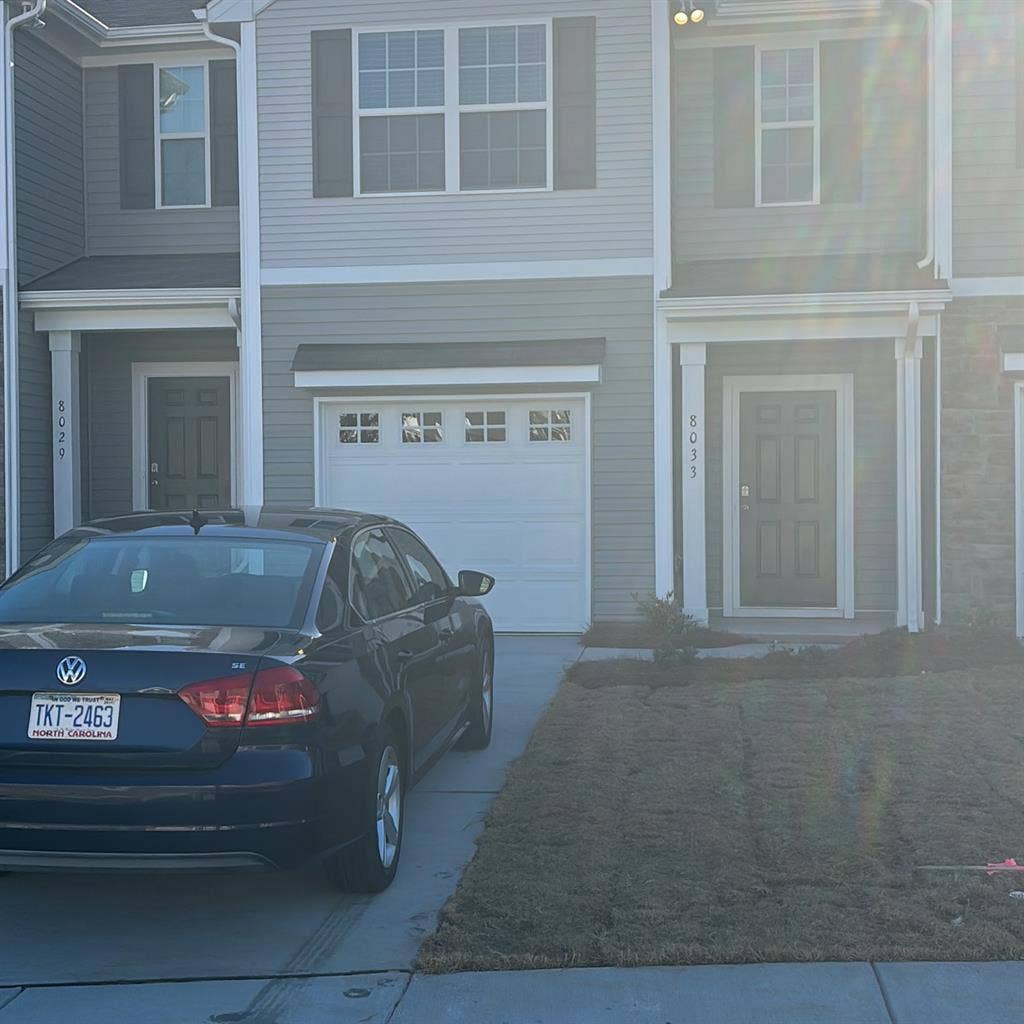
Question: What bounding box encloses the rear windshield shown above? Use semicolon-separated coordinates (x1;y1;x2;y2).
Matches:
0;536;325;629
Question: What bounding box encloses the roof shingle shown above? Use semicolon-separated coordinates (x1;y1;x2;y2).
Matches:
76;1;204;28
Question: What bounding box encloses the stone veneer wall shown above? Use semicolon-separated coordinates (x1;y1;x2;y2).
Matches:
941;297;1024;627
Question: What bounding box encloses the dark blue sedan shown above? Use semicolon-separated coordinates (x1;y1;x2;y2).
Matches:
0;508;495;892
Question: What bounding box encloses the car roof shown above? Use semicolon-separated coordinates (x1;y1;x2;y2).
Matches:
62;507;395;544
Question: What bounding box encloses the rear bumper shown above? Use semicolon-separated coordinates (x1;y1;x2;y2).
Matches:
0;746;369;871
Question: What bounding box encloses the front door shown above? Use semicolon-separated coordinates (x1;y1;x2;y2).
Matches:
148;377;232;510
738;390;837;609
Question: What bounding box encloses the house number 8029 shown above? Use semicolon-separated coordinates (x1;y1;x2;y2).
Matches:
56;400;67;460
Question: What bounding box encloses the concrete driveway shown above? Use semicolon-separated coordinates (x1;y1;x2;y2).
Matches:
0;636;578;1022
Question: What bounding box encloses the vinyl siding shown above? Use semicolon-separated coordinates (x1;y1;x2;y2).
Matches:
672;34;926;264
14;31;85;285
83;331;239;519
261;277;654;621
952;5;1024;277
18;307;52;561
83;67;240;256
255;0;652;268
700;341;898;614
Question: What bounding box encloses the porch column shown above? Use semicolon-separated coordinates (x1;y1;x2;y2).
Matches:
679;343;708;624
895;334;924;632
48;331;82;536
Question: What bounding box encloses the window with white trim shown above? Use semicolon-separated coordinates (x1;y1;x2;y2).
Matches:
465;411;507;443
757;47;817;206
157;64;210;208
529;409;571;442
338;412;380;444
402;411;444;443
354;22;551;196
357;31;446;193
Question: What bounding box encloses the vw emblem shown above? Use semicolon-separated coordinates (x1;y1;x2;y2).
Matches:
55;656;87;687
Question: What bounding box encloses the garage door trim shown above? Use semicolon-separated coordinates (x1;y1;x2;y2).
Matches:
312;391;593;632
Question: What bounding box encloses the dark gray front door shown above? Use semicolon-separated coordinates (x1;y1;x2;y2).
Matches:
148;377;232;510
738;390;837;609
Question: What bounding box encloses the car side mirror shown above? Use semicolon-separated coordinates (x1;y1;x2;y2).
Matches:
457;570;495;598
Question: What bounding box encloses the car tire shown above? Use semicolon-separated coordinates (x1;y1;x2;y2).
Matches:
324;727;404;893
457;638;494;751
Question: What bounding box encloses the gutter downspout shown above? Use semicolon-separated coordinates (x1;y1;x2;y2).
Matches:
3;0;47;576
906;0;935;270
196;10;264;508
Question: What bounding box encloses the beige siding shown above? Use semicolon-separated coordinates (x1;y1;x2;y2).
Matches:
672;33;925;264
261;277;654;621
952;5;1024;277
255;0;652;268
83;68;240;256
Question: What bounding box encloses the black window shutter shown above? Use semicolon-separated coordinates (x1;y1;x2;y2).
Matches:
713;47;755;208
119;64;155;210
210;60;239;208
820;40;863;203
553;16;597;190
312;29;353;198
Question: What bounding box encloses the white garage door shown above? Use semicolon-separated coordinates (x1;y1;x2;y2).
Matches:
318;397;589;632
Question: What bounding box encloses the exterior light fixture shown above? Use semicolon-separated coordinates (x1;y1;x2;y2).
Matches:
673;0;717;27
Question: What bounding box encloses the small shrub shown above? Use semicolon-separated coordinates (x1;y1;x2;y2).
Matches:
633;592;702;667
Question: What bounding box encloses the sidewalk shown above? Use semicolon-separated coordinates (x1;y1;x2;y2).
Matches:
2;961;1021;1023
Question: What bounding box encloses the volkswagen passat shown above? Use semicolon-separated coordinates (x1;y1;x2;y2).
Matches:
0;509;495;892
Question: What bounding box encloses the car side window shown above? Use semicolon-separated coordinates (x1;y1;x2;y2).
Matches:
350;529;414;621
388;529;450;607
316;550;347;633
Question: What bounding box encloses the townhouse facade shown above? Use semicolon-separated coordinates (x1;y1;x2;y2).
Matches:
0;0;1021;637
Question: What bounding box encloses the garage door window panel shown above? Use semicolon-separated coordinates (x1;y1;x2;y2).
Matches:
529;409;572;442
339;412;380;444
402;411;444;444
465;410;507;443
350;529;415;621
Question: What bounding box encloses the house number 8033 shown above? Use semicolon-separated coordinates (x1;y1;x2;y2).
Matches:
688;413;700;479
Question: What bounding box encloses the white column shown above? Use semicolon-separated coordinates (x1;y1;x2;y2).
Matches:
679;343;708;624
654;316;675;597
895;335;923;632
49;331;82;537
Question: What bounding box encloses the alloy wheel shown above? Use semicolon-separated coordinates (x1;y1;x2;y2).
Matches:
375;745;401;869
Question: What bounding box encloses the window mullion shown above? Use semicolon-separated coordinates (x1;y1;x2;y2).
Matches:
444;25;460;193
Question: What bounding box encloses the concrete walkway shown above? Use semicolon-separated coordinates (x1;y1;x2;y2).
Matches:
3;962;1020;1023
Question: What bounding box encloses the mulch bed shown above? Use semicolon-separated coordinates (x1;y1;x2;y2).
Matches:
581;621;749;649
419;630;1024;972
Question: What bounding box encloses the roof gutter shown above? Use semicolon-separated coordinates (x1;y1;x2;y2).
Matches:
194;7;264;506
906;0;935;272
3;0;47;576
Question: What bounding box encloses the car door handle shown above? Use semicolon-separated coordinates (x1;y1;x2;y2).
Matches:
396;648;416;662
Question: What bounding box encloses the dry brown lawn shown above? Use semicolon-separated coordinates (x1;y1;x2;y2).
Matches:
420;661;1024;972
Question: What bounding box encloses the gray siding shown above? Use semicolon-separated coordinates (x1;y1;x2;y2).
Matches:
701;341;898;614
952;5;1024;277
261;277;654;621
18;307;52;560
672;34;925;264
83;331;238;519
83;67;240;256
15;31;85;285
256;0;652;268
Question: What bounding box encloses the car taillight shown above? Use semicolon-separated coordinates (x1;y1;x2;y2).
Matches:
179;667;320;729
245;666;321;726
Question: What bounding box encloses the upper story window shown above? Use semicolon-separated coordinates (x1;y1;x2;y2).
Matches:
157;64;210;208
354;22;552;196
756;47;818;206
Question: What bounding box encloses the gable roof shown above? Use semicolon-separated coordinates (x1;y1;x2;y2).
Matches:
73;1;204;28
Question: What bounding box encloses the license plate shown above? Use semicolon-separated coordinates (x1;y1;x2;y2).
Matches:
28;693;121;742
